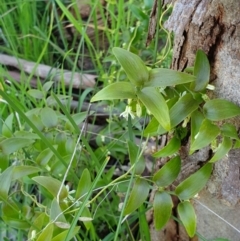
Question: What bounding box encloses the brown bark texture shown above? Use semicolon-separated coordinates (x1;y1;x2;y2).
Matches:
161;0;240;240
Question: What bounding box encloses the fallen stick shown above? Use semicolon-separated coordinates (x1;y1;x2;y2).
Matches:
0;54;96;89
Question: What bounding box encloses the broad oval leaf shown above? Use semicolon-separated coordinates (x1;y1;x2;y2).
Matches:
190;110;204;145
153;191;173;230
36;147;55;166
124;178;149;215
190;119;219;154
153;136;181;158
28;89;44;99
112;47;149;86
12;166;40;180
175;163;213;200
192;49;210;91
91;82;136;102
143;117;166;137
51;227;79;241
127;140;145;175
41;107;58;128
32;176;68;200
203;99;240;121
50;198;67;223
0;166;13;200
153;156;181;187
36;223;54;241
75;168;91;200
0;137;35;155
209;137;232;163
147;68;195;87
170;93;202;128
137;87;170;131
178;201;196;238
221;123;239;140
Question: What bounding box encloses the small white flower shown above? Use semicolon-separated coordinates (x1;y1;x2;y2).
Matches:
120;106;135;120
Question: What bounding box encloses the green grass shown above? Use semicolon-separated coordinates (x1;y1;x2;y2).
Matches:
0;0;173;240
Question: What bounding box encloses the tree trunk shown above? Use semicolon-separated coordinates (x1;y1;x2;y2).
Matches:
154;0;240;240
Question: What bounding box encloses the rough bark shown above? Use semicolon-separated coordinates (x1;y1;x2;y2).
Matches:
163;0;240;240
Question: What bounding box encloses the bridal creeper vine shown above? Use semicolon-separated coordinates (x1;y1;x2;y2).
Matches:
91;47;240;237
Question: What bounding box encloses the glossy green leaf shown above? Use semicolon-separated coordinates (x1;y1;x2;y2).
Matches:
178;201;196;237
12;166;40;180
190;119;219;154
143;117;166;137
175;163;213;200
127;140;145;175
153;191;173;230
75;168;91;200
124;178;149;215
51;227;79;241
36;147;55;166
153;156;181;187
221;123;239;139
0;137;35;155
36;223;54;241
91;82;136;102
209;137;232;163
153;136;181;158
0;166;13;200
170;94;202;128
32;176;68;200
147;68;195;87
203;99;240;121
2;113;14;137
112;47;149;86
41;107;58;128
191;110;204;145
192;49;210;91
50;198;67;224
137;87;170;130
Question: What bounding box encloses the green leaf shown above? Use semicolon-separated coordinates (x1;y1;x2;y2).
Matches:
178;201;196;237
153;156;181;187
221;123;239;139
41;107;58;128
2;113;14;137
0;166;13;200
36;147;55;166
50;198;67;223
190;119;219;154
36;223;54;241
32;176;68;200
91;82;136;102
170;94;202;128
75;168;91;200
203;99;240;121
51;227;79;241
28;89;44;99
147;68;195;87
137;87;170;130
43;81;54;92
127;140;145;175
153;191;173;230
124;178;149;215
143;117;166;137
12;166;40;180
153;136;181;158
191;110;204;145
192;49;210;91
0;137;35;155
80;207;93;230
209;137;232;163
175;163;213;200
112;47;149;86
14;131;40;139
